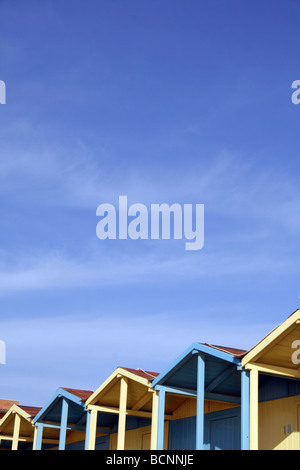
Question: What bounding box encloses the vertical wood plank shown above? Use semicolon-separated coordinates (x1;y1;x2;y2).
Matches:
196;353;205;450
157;387;166;450
117;377;128;450
12;413;21;450
87;408;98;450
150;391;159;450
249;368;259;450
58;398;69;450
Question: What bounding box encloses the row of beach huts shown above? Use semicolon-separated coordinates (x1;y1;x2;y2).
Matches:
1;308;300;450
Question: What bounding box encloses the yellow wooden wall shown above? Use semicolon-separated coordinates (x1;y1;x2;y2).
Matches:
107;399;237;450
258;395;300;450
66;430;86;445
172;398;238;420
172;396;300;450
41;396;300;450
109;423;169;450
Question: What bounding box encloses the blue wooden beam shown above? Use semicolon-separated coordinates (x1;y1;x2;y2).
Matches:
34;423;44;450
156;387;166;450
155;384;197;397
241;369;250;450
206;364;236;392
40;420;112;433
41;422;70;429
196;353;205;450
84;410;91;451
59;398;69;450
204;392;241;404
155;384;241;404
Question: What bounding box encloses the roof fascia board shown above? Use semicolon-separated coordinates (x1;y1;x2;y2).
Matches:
85;369;120;406
120;368;153;387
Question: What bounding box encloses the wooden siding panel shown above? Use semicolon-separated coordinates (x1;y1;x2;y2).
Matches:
258;395;300;450
170;408;241;450
172;398;238;420
110;423;169;450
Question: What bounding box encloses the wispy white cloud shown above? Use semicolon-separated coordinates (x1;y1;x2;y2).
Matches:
1;138;299;238
0;138;299;294
0;242;298;294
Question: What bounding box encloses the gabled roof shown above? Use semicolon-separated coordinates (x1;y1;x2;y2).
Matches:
61;388;94;402
152;342;242;389
33;387;93;425
200;344;247;358
0;399;20;420
0;403;38;433
0;403;60;447
241;309;300;374
19;405;42;418
0;399;19;410
121;368;159;381
86;367;158;409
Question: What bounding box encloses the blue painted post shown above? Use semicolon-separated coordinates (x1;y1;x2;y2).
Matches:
156;387;166;450
241;369;250;450
35;423;44;450
196;353;205;450
84;410;91;450
59;398;69;450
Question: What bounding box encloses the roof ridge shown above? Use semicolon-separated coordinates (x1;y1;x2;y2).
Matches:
201;343;247;357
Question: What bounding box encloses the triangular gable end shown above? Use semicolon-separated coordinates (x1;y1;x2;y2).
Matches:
241;309;300;376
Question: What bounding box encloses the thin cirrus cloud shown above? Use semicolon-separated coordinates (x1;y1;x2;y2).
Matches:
0;245;297;295
0;138;300;297
1;139;299;222
0;143;299;295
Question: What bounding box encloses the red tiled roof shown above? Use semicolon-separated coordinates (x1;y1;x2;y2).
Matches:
19;406;42;417
201;343;247;357
62;388;94;402
0;409;8;419
122;368;159;381
0;399;19;410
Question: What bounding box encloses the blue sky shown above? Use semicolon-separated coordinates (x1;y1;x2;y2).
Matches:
0;0;300;406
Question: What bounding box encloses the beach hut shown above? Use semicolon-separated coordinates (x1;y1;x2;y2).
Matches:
0;402;41;450
33;387;94;450
151;308;300;450
5;308;300;450
241;308;300;450
85;367;170;450
151;343;247;450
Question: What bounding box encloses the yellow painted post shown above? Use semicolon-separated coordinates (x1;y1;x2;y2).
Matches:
12;413;21;450
249;368;259;450
87;408;98;450
32;426;37;451
150;391;158;450
117;377;128;450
